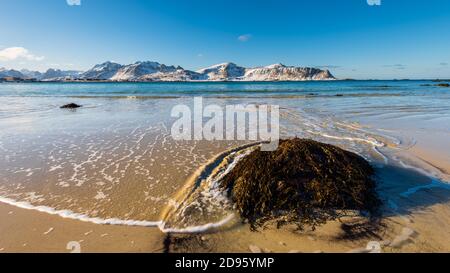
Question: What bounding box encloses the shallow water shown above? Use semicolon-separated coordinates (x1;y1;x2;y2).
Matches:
0;81;449;233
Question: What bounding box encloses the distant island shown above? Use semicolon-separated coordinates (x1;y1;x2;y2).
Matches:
0;61;335;82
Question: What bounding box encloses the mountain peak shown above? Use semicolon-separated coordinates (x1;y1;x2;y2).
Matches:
265;63;286;69
196;62;246;80
199;62;238;70
81;61;123;80
3;61;335;82
134;61;160;66
103;61;120;64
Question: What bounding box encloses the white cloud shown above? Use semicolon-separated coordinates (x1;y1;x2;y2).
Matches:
0;47;44;62
238;34;252;42
67;0;81;6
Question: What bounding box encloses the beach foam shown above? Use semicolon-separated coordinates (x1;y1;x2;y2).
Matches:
0;195;238;234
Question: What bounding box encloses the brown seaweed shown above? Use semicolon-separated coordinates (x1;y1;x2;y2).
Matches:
220;138;381;230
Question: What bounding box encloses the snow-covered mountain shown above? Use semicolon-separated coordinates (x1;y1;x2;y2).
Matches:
80;61;123;80
110;61;181;81
243;63;334;81
0;68;24;79
20;69;42;79
77;61;335;81
196;62;246;81
40;69;82;81
16;68;81;81
195;62;334;81
138;69;203;82
1;61;335;82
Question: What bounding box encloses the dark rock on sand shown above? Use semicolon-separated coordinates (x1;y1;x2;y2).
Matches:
220;138;380;230
60;103;82;109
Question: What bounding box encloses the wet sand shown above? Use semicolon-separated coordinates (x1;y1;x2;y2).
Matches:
0;202;165;253
167;143;450;253
1;91;450;253
2;129;449;253
408;131;450;176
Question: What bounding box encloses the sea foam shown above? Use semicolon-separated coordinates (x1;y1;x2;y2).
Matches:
0;195;235;234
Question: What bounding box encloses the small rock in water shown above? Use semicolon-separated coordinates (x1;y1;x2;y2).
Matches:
60;103;82;109
249;245;262;253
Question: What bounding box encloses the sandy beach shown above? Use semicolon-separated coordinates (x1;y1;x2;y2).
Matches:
0;202;164;253
2;0;450;260
2;137;449;253
0;82;449;253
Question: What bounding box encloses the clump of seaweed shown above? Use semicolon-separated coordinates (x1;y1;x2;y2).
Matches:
220;138;381;230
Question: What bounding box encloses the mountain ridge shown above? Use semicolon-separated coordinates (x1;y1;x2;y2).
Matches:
0;61;335;82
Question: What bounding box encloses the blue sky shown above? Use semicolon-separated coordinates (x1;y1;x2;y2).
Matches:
0;0;449;79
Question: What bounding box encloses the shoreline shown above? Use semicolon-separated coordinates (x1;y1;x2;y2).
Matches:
0;81;449;253
1;134;450;253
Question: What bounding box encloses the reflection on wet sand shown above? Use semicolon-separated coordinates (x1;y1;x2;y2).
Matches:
0;81;449;252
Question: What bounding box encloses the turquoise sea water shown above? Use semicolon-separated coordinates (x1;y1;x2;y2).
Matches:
1;80;449;124
0;80;446;98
